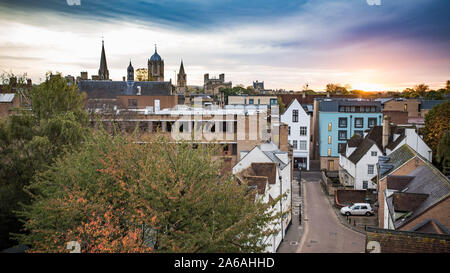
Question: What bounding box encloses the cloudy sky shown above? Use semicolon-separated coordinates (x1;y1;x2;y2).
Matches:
0;0;449;91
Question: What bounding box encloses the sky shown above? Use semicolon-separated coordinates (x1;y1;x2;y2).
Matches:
0;0;449;91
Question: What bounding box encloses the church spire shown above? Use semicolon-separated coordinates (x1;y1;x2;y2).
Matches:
98;39;109;80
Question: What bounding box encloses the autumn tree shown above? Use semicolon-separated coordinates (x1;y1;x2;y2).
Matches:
15;131;284;253
0;73;89;250
422;101;450;170
325;83;350;94
436;131;450;175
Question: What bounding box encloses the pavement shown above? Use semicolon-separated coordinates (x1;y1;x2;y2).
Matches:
277;173;304;253
296;172;366;253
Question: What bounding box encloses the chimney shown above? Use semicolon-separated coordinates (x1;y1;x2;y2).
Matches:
27;79;32;86
302;91;306;99
382;115;391;151
279;123;289;152
204;73;209;83
123;76;126;81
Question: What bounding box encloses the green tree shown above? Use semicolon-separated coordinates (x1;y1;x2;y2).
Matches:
0;73;89;250
436;131;450;175
422;101;450;165
325;83;350;94
15;132;283;253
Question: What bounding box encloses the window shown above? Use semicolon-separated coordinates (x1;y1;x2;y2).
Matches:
368;118;377;128
293;140;298;149
328;135;332;144
300;126;307;136
328;123;332;131
371;151;377;156
355;118;363;128
244;99;247;104
363;181;368;190
292;110;298;122
258;99;261;105
404;104;407;111
354;130;363;137
327;148;331;156
270;98;277;105
288;126;291;136
249;99;254;104
128;99;138;107
338;130;347;140
368;164;374;175
338;143;346;153
361;205;368;209
299;140;307;150
339;118;347;128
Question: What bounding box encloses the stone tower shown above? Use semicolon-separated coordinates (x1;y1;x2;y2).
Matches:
127;60;134;82
148;45;164;81
177;60;187;90
98;40;109;80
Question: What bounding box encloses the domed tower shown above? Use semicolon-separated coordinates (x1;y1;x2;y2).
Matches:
148;45;164;81
127;60;134;82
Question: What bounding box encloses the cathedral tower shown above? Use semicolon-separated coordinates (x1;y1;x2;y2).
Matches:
177;60;187;91
148;45;164;81
98;40;109;80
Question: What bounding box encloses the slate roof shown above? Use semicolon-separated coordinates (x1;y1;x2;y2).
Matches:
385;157;450;229
378;144;416;179
347;134;364;147
263;151;288;170
419;100;447;110
318;99;381;112
410;219;450;234
78;80;172;99
348;138;377;164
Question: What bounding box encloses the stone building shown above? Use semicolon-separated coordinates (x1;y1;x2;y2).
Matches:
176;60;187;93
148;45;164;82
203;73;232;96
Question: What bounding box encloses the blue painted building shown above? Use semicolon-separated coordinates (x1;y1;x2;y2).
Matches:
317;99;382;170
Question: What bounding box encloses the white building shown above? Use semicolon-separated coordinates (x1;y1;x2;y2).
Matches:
280;98;310;170
339;123;433;190
339;131;383;190
232;142;292;253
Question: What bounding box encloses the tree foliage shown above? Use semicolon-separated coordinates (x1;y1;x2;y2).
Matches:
436;131;450;175
325;83;350;94
219;86;258;104
422;101;450;169
15;132;283;253
0;73;89;250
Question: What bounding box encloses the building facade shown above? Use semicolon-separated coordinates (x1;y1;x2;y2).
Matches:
318;99;382;170
232;143;292;253
203;73;232;96
281;98;310;170
148;46;164;82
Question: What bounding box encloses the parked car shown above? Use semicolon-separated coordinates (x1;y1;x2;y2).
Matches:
340;203;374;216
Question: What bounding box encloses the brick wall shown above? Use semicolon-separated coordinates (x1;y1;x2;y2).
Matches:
366;228;450;253
377;157;424;228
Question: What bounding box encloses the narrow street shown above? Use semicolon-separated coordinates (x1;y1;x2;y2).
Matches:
296;176;366;253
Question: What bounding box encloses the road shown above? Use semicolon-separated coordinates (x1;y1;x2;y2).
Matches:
297;174;366;253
